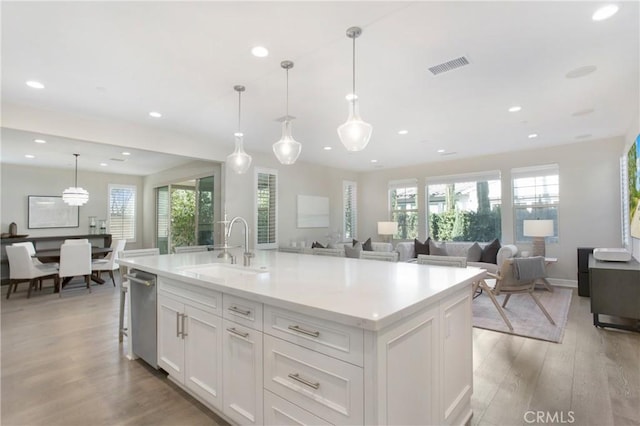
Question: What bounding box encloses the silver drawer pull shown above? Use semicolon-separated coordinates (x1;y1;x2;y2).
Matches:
288;373;320;390
181;314;188;338
226;327;249;338
288;325;320;338
176;312;181;338
124;275;154;286
228;306;251;316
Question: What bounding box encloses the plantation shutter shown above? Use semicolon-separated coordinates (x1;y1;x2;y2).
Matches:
108;184;136;241
343;181;357;240
256;169;277;248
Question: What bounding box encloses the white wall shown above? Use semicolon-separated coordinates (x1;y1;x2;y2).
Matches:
1;163;144;246
357;136;626;281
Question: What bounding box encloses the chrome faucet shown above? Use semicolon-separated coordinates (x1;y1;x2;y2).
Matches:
227;216;254;267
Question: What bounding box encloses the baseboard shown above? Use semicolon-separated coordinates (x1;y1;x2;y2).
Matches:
547;278;577;288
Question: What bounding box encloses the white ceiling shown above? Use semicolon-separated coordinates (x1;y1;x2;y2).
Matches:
2;1;638;173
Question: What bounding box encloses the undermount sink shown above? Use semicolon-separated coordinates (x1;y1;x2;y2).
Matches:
180;263;268;280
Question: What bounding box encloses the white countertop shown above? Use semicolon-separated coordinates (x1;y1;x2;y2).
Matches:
118;250;485;331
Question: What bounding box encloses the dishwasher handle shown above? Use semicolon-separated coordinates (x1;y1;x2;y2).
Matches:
124;274;156;287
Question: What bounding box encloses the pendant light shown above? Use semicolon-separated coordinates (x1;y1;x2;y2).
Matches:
62;153;89;206
273;60;302;165
337;26;372;152
226;85;252;174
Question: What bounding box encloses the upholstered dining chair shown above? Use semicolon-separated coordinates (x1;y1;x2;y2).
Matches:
359;251;399;262
5;245;59;299
12;241;58;290
473;257;555;331
117;248;160;343
92;239;127;286
174;245;209;253
58;241;92;297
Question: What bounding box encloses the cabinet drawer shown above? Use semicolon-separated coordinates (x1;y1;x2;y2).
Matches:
264;390;333;426
223;294;263;331
158;277;222;316
264;335;363;426
264;306;363;366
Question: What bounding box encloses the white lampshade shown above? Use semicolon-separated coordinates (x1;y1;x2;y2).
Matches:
226;135;252;174
377;221;398;235
62;187;89;206
523;220;554;237
273;120;302;165
338;98;372;152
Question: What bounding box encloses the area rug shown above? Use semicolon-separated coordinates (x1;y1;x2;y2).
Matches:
472;287;572;343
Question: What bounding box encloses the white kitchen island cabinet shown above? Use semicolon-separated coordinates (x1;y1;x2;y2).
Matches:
119;250;484;426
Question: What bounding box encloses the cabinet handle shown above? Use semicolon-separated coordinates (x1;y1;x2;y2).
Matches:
288;325;320;338
176;312;181;338
228;306;251;316
181;314;188;338
226;327;249;338
288;373;320;390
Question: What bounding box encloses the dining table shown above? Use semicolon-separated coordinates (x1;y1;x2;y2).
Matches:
34;246;113;287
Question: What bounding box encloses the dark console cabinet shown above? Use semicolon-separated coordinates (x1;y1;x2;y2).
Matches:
577;247;594;297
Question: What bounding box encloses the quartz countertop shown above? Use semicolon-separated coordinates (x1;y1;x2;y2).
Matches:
118;250;485;331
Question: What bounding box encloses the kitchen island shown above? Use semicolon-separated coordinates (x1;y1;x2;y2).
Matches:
118;250;485;426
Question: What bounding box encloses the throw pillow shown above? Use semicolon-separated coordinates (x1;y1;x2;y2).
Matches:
480;239;501;264
414;238;430;258
345;242;362;258
311;241;325;249
362;237;373;251
429;240;448;256
466;242;482;262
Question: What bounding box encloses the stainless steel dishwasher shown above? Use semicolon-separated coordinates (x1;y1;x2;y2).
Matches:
126;269;158;368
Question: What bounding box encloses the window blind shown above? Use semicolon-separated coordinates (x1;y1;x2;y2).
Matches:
256;169;277;248
109;184;136;241
343;181;357;240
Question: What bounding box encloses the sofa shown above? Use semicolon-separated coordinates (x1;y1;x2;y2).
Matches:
299;241;394;257
395;241;518;273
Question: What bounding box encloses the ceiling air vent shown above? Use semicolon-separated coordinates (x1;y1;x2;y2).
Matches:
428;56;469;76
110;158;126;162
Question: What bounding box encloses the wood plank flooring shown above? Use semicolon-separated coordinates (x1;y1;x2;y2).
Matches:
2;277;639;426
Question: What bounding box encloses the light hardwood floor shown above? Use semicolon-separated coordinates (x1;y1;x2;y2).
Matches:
1;276;638;426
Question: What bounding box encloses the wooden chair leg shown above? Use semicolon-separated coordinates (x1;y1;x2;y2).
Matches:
502;294;511;308
480;281;514;331
27;279;35;299
85;275;91;293
529;292;556;325
109;270;116;286
6;280;14;299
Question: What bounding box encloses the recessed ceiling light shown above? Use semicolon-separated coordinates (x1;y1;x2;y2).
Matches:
528;133;538;139
370;159;378;163
397;130;409;135
25;80;45;89
100;163;108;167
149;111;162;118
233;132;243;137
437;149;446;153
122;151;131;156
566;65;597;79
25;154;35;159
508;106;522;112
345;93;358;101
34;139;46;144
323;146;332;151
251;46;269;57
592;4;619;21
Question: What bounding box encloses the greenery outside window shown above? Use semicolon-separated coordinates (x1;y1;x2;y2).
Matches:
512;164;559;243
389;179;418;240
255;168;278;249
426;171;501;242
343;181;357;240
108;184;136;242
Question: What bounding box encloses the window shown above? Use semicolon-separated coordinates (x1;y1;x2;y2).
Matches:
426;171;501;242
109;184;136;242
389;179;418;240
343;181;357;240
255;168;277;249
512;164;559;243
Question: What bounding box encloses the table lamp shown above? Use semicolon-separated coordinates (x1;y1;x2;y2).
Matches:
377;221;398;243
523;219;554;257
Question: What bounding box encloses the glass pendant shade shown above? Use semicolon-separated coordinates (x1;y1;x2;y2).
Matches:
337;98;372;152
226;135;252;174
62;153;89;206
273;120;301;165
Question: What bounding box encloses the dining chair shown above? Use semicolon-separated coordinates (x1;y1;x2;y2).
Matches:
58;241;92;297
12;241;58;290
5;245;59;299
359;251;399;262
92;239;127;286
118;248;160;343
473;258;555;331
174;245;209;253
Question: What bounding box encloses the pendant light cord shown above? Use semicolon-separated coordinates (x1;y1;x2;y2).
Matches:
286;67;290;117
352;35;356;106
237;90;242;133
74;154;79;187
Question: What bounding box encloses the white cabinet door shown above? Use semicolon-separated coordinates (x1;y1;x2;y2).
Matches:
222;319;263;425
185;304;223;411
157;294;185;382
